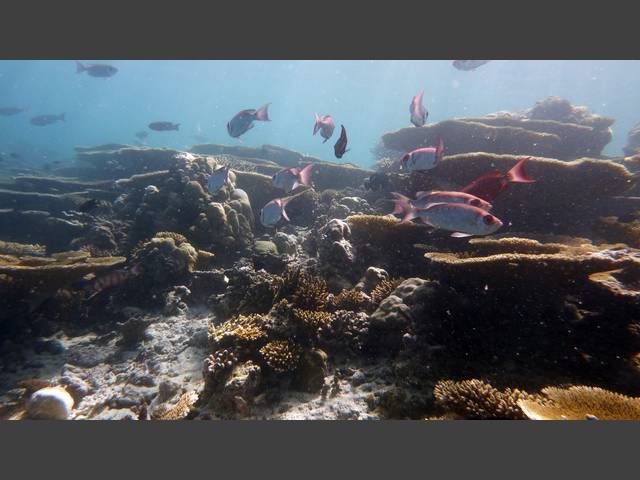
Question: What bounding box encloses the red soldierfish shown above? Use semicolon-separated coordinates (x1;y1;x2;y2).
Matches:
400;139;444;172
410;90;428;127
452;60;491;71
227;103;271;138
391;191;492;219
260;197;293;227
313;114;335;142
403;202;503;238
462;157;535;202
272;164;314;193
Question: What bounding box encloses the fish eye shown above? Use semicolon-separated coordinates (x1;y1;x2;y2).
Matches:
483;214;495;225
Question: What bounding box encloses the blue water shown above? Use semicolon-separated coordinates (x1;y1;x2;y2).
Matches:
1;60;639;168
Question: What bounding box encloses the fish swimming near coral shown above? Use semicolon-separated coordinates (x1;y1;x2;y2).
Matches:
334;125;349;159
313;114;335;142
400;139;444;172
30;114;65;126
391;191;492;219
0;106;29;116
272;164;314;193
207;165;234;193
462;157;535;202
402;202;503;237
148;121;180;131
260;197;294;227
75;264;143;299
453;60;491;71
75;61;118;78
135;131;149;140
410;90;428;127
227;103;271;138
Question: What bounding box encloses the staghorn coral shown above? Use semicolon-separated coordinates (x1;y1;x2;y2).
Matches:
434;379;540;420
292;308;333;333
155;391;199;420
208;314;267;350
370;278;404;306
290;273;329;311
518;386;640;420
328;288;370;312
259;340;302;373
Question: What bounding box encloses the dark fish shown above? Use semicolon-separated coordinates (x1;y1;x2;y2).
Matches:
227;103;270;138
30;113;65;126
0;107;29;116
364;172;391;192
148;121;180;131
452;60;491;71
52;160;61;165
462;157;535;202
135;131;149;140
76;61;118;78
78;198;99;213
75;265;142;298
333;125;349;159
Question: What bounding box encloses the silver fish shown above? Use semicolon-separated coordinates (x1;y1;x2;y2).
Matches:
410;90;427;127
260;197;293;227
404;202;503;238
272;164;314;193
207;165;233;193
400;139;444;172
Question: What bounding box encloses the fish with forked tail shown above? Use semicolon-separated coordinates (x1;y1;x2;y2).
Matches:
148;122;180;131
30;114;65;126
313;114;335;142
227;103;270;138
207;165;235;193
76;61;118;78
402;202;503;238
391;191;492;220
410;90;428;127
260;197;294;227
400;139;444;172
272;164;314;193
462;157;535;202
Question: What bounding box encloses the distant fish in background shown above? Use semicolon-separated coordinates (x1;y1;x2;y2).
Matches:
334;125;349;159
135;131;149;140
30;113;65;126
0;106;29;116
77;198;100;213
76;61;118;78
272;164;313;193
410;90;428;127
148;121;180;131
260;197;293;227
452;60;491;71
313;114;335;143
402;202;503;238
462;157;535;202
400;139;444;172
227;103;270;138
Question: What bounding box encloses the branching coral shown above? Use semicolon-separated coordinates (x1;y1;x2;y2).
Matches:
203;348;240;383
259;340;302;373
155;391;198;420
290;273;329;311
292;308;333;333
208;314;267;349
328;288;369;312
433;379;540;420
370;278;404;306
517;386;640;420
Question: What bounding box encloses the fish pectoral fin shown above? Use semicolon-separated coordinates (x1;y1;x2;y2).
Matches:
451;232;473;238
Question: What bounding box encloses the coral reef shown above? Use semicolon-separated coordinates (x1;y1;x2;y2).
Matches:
434;379;539;420
518;386;640;420
624;122;640;156
259;340;302;373
208;314;267;350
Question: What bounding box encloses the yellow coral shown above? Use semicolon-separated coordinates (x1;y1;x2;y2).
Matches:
291;273;329;310
259;340;302;373
208;314;267;348
434;379;539;420
155;391;198;420
370;278;404;306
292;308;333;332
518;386;640;420
330;289;368;312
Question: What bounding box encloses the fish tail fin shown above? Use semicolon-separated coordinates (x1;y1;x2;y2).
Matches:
59;113;66;122
75;61;85;73
255;103;271;121
298;163;314;187
280;198;291;221
175;124;180;130
399;208;419;223
313;113;321;135
390;192;412;216
507;157;535;183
